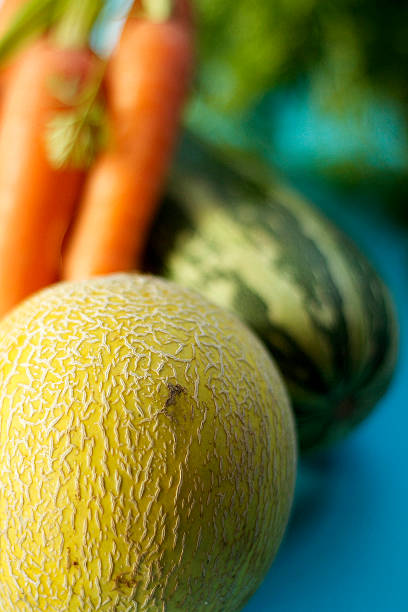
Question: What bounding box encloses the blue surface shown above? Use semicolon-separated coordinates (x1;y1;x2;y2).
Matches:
242;180;407;612
229;104;407;611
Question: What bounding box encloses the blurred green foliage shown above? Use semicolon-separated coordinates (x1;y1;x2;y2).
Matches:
192;1;408;223
195;0;408;114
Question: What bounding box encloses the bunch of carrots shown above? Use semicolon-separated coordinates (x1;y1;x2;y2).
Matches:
0;0;194;318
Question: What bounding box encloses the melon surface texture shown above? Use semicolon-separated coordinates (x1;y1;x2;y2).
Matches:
0;273;296;612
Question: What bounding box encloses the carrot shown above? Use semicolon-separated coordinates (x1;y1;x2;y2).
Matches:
0;0;103;318
0;0;29;102
61;0;194;279
0;0;28;35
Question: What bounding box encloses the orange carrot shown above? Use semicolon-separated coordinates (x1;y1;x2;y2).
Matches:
0;0;29;101
62;0;194;279
0;0;28;35
0;3;102;318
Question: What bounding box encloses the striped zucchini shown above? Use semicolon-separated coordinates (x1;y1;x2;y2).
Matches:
147;133;398;452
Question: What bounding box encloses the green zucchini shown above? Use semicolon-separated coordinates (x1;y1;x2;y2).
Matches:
147;133;398;453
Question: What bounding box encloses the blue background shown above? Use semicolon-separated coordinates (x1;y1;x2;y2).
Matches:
244;182;407;612
229;95;408;612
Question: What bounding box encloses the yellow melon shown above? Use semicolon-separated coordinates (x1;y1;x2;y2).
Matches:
0;274;296;611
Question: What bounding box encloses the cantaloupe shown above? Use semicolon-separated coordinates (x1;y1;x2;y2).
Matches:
0;273;296;611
